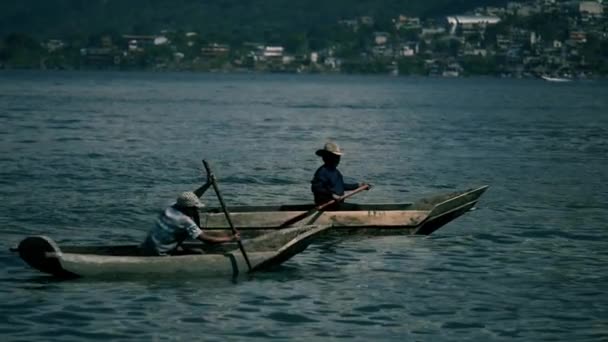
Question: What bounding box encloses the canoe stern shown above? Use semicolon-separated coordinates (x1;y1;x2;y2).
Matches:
17;236;77;278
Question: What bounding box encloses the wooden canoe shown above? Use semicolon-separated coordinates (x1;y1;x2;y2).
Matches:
14;225;330;279
201;186;489;236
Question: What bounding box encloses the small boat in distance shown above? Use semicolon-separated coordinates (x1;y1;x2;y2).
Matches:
541;75;572;82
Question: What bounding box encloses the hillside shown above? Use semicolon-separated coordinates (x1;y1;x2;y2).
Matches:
1;0;510;38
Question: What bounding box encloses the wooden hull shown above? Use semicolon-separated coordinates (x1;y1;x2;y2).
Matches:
201;186;488;236
15;225;330;278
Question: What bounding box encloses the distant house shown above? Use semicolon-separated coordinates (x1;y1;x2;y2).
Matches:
399;42;418;57
263;46;284;58
359;16;374;26
282;55;296;64
579;1;603;16
442;62;463;77
421;27;446;37
463;48;488;57
339;19;359;31
506;2;540;16
44;39;65;52
128;40;138;51
201;43;230;58
173;52;185;61
154;36;169;46
510;28;533;45
394;15;421;30
496;35;511;50
569;31;587;44
101;36;113;48
324;57;341;69
482;7;506;16
530;32;540;46
371;45;394;58
400;45;416;57
373;32;390;45
80;47;118;66
122;35;158;51
517;4;540;16
446;16;500;35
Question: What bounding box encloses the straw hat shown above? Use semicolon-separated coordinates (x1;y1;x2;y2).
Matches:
175;192;205;208
315;142;343;156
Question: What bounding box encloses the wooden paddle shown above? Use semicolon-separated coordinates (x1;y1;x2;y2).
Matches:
202;160;252;271
278;184;370;228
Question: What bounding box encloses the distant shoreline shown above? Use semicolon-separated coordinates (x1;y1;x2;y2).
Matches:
1;68;604;82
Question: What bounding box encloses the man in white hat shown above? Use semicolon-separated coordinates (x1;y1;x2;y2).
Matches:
141;177;239;256
311;142;371;206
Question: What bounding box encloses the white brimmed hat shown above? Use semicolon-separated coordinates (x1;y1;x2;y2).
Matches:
176;192;205;208
315;142;343;156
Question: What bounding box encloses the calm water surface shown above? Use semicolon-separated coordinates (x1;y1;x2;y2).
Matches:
0;71;607;341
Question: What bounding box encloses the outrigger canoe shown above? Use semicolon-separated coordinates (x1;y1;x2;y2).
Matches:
202;186;489;236
14;225;330;278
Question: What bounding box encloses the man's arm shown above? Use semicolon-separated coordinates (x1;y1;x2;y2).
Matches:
196;231;239;245
193;181;212;197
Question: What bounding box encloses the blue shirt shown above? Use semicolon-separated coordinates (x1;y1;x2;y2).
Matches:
141;206;202;256
311;165;359;204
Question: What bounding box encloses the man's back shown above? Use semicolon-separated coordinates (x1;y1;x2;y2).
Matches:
141;206;202;256
311;165;347;204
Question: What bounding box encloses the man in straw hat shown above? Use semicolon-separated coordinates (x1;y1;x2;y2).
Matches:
141;176;239;256
311;142;371;206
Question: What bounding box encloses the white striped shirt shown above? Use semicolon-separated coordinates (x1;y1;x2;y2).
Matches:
141;206;202;256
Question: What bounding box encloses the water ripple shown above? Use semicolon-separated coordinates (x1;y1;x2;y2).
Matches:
0;72;607;342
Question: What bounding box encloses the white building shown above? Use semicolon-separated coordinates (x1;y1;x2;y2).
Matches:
45;39;65;52
154;36;169;46
374;32;390;45
446;16;501;35
401;46;416;57
263;46;284;58
128;40;138;51
282;55;295;64
579;1;603;16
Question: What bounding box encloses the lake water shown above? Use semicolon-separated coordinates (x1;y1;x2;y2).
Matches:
0;71;607;341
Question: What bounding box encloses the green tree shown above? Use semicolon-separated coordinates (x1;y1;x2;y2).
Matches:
283;32;308;54
460;55;499;75
397;57;424;75
1;33;43;67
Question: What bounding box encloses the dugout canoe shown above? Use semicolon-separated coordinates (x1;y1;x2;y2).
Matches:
201;185;489;236
14;225;330;279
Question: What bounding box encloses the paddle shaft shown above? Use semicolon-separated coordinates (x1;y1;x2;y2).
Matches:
279;184;370;228
202;160;252;271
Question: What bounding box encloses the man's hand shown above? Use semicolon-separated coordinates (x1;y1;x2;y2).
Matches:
232;232;241;242
332;193;342;201
207;172;216;184
360;182;373;190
